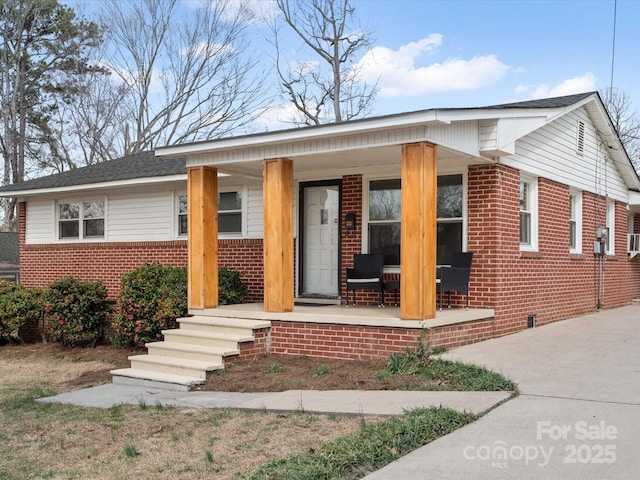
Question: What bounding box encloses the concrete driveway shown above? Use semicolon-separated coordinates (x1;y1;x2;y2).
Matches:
364;304;640;479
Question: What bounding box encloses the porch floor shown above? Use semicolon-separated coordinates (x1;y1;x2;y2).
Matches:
189;303;495;330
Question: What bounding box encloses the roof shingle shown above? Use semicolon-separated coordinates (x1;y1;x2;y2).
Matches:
0;151;185;193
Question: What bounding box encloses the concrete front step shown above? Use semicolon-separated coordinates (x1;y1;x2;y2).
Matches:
161;329;254;348
177;315;271;336
111;315;272;390
128;354;224;380
146;341;239;363
110;368;204;391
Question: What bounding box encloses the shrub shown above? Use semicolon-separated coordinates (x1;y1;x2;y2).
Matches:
111;263;188;348
46;277;109;347
219;266;248;305
0;280;45;343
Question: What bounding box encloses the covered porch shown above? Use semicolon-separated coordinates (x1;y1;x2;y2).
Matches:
157;111;496;322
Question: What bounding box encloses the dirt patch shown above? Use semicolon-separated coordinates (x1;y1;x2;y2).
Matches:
200;354;424;392
0;342;139;394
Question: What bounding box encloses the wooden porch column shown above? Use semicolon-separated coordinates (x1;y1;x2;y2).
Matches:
263;158;294;312
187;166;218;309
400;142;437;320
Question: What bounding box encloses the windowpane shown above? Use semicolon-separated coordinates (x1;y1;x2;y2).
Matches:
569;221;576;249
178;215;188;235
59;221;79;238
83;201;104;219
84;219;104;237
520;182;529;211
368;223;401;265
369;179;401;221
59;203;79;220
179;195;188;215
569;195;576;219
437;222;463;265
520;212;531;245
219;212;241;234
219;191;242;211
437;175;462;218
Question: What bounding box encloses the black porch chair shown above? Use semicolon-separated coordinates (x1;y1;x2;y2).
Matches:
436;252;473;311
346;254;385;307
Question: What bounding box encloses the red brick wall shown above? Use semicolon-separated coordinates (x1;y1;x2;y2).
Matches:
266;318;495;360
467;165;635;337
219;238;264;303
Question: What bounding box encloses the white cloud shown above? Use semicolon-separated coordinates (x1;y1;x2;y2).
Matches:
181;0;276;25
252;102;305;131
356;34;509;97
516;73;597;99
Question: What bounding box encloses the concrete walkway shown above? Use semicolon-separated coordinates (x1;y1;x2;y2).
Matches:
39;384;509;417
363;304;640;479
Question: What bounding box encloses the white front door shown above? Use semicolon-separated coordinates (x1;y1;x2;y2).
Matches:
302;184;340;297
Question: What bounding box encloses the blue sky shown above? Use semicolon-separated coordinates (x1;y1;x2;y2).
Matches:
66;0;639;127
347;0;639;115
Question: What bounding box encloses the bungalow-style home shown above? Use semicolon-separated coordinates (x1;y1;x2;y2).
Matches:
0;231;19;282
1;92;639;387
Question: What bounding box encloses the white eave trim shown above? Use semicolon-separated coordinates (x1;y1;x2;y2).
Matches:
156;105;578;160
0;173;187;198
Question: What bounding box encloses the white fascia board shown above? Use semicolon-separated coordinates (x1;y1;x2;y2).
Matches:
584;98;640;190
629;190;640;206
157;107;576;160
0;174;187;198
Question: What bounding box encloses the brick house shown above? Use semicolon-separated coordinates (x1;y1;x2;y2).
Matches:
2;92;640;387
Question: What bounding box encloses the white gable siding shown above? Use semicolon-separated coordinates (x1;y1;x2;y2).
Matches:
108;187;173;241
501;108;629;202
25;199;54;244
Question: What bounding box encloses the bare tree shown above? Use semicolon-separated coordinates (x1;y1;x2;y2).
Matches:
100;0;268;155
0;0;102;229
601;88;640;172
272;0;377;125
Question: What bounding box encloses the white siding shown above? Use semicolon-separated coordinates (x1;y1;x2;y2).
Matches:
501;108;629;202
23;182;272;245
108;187;173;241
25;200;54;244
246;182;264;238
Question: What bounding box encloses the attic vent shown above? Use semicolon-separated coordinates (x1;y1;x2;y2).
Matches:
576;120;585;155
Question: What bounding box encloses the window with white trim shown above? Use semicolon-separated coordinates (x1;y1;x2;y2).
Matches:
366;174;464;266
58;200;105;239
569;191;582;253
176;190;243;236
605;199;615;254
519;176;538;250
437;174;463;264
368;179;401;265
218;191;242;235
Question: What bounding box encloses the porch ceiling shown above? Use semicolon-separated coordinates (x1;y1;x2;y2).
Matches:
215;144;485;180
